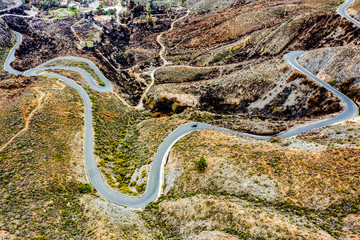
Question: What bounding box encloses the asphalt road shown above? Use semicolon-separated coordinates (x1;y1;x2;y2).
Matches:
279;51;358;138
4;31;22;75
0;0;22;13
338;0;360;28
2;0;359;207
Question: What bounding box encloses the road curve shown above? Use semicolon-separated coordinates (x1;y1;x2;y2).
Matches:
4;31;22;75
0;0;22;13
279;51;358;138
338;0;360;28
2;0;359;207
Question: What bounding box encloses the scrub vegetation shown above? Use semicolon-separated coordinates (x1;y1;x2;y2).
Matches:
92;93;152;195
91;91;188;195
142;128;360;239
0;83;34;146
1;0;360;239
0;40;14;71
0;77;92;239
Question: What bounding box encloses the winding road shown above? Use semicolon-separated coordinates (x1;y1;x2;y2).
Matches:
1;0;359;207
0;0;22;13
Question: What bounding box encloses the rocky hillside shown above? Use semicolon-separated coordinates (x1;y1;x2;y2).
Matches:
0;1;185;105
1;14;148;105
0;18;11;48
141;0;360;124
0;0;359;239
161;1;360;65
152;125;360;239
0;0;13;10
298;46;360;105
148;59;342;121
349;0;360;21
2;0;356;119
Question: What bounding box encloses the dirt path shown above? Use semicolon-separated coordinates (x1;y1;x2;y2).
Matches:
158;9;190;65
136;8;190;109
0;89;46;152
112;91;130;107
0;81;66;152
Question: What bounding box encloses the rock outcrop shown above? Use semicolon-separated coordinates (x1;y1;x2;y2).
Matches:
0;18;11;48
0;0;12;10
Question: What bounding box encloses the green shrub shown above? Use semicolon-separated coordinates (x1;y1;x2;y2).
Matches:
280;65;288;73
78;184;92;193
329;79;336;87
334;0;345;7
195;156;208;172
287;72;306;82
210;48;241;64
141;170;147;178
136;182;147;193
270;137;280;143
35;235;47;240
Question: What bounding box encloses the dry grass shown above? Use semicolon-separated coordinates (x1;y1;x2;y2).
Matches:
154;66;220;84
169;130;359;208
350;0;360;11
304;0;346;9
0;76;93;239
0;86;34;146
143;129;360;238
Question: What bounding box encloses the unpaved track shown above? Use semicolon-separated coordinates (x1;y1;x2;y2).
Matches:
0;89;45;152
136;9;190;109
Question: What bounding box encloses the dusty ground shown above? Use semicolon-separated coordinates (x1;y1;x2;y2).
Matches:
153;125;360;239
148;58;342;124
141;0;360;133
0;76;36;146
349;0;360;21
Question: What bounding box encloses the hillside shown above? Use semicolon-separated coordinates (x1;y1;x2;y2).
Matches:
0;18;11;47
0;0;13;11
146;0;360;124
0;0;359;239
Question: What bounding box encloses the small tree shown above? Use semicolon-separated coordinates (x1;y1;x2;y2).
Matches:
78;183;92;193
195;156;207;172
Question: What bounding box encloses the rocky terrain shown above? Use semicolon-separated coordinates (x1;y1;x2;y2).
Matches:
0;18;11;47
349;0;360;21
2;0;356;121
161;1;360;65
148;60;342;122
0;0;13;10
155;123;360;239
298;46;360;104
1;14;148;104
0;0;359;239
0;1;189;105
144;0;360;124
